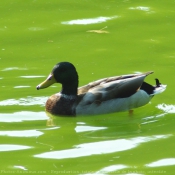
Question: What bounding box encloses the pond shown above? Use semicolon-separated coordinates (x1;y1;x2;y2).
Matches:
0;0;175;174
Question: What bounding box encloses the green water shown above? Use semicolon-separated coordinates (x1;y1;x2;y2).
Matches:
0;0;175;174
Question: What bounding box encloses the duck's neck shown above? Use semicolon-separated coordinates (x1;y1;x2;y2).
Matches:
61;80;78;96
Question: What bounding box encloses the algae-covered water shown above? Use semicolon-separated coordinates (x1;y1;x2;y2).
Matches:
0;0;175;174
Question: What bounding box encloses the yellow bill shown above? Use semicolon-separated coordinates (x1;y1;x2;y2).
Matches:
36;74;57;90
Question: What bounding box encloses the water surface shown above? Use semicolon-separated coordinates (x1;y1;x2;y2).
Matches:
0;0;175;174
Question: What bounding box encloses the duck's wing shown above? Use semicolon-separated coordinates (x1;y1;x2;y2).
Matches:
77;71;153;105
78;71;153;95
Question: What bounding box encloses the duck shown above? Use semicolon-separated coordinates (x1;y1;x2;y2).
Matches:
36;62;166;116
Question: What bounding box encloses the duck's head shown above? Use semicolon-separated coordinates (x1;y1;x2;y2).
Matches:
36;62;79;92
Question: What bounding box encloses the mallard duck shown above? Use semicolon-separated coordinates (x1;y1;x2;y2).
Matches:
36;62;166;116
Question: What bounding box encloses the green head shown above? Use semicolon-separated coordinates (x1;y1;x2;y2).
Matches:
36;62;79;95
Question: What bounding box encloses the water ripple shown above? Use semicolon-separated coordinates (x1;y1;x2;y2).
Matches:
0;144;31;152
145;158;175;167
34;134;171;159
14;86;31;88
14;165;28;171
81;164;128;175
129;6;150;11
61;16;119;25
75;126;107;133
1;67;27;71
0;129;43;137
0;111;47;122
20;75;45;78
157;103;175;113
0;96;47;106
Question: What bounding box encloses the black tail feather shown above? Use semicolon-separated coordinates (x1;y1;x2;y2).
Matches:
140;82;154;95
155;78;161;87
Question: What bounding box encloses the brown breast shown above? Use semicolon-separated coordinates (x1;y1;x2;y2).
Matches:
45;94;77;116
